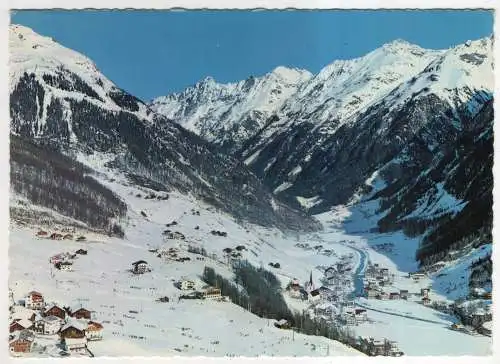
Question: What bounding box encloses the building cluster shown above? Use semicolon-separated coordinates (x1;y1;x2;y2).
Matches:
9;290;103;357
36;229;86;242
342;306;368;326
162;230;186;240
357;336;403;356
174;278;226;301
156;246;193;263
49;249;88;272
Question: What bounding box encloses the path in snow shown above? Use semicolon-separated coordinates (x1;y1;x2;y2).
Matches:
354;301;447;326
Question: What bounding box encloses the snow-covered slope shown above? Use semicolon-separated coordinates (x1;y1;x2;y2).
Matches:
383;37;494;114
8;165;362;357
9;24;319;233
278;40;443;134
150;66;312;150
10;24;150;129
238;36;493;212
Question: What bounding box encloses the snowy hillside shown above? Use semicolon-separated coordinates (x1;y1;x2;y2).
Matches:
8;163;492;356
277;40;443;133
8;23;493;358
10;24;150;127
150;66;311;150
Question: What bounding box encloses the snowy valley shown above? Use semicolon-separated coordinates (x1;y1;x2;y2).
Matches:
8;22;493;358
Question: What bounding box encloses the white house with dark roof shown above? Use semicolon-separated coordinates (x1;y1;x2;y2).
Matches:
24;291;44;310
39;315;63;335
63;337;88;354
131;260;149;274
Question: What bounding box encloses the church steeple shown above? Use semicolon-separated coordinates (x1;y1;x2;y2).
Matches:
306;271;315;293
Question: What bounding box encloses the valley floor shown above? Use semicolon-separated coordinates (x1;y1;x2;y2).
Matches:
8;161;492;357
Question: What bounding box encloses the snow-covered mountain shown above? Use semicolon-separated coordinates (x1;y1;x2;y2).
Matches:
9;24;319;233
8;23;493;358
150;66;312;150
238;36;493;210
150;35;493;268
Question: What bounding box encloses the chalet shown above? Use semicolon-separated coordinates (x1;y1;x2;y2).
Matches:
63;234;74;240
50;254;64;264
380;268;390;278
421;288;430;298
72;308;92;320
132;260;149;274
422;297;431;306
366;338;386;356
164;231;186;240
365;287;380;299
389;292;400;300
274;319;291;329
203;287;222;300
399;290;409;300
324;267;336;282
178;279;195;290
63;337;88;354
288;278;302;298
315;302;337;316
354;308;368;322
11;306;37;322
387;340;403;356
10;319;33;333
76;236;87;242
173;232;186;240
409;272;426;281
35;315;63;335
86;321;104;341
365;266;377;279
44;304;66;320
288;287;301;299
180;291;204;300
343;311;357;325
156;296;170;303
309;289;322;303
318;286;334;300
55;261;73;271
76;249;87;255
9;330;34;354
60;321;86;338
36;230;48;238
377;292;389;300
25;291;44;310
50;233;64;240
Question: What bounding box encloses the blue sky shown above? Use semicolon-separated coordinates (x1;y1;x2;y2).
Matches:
11;10;493;101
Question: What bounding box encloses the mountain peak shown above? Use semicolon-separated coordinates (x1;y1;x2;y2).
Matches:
270;66;313;83
380;38;430;54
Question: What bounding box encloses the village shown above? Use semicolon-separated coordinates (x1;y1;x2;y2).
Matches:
8;224;240;358
7;195;492;357
9;289;102;357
